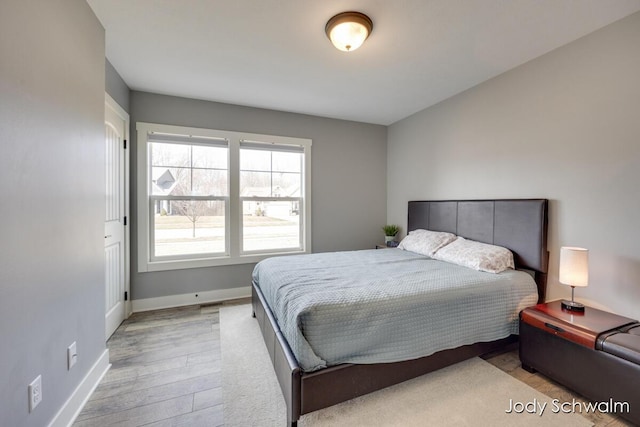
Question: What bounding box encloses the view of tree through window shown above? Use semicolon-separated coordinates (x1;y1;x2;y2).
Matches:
151;142;228;258
138;122;311;271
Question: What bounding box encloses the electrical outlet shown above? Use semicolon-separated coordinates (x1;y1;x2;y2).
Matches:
28;375;42;412
67;341;77;370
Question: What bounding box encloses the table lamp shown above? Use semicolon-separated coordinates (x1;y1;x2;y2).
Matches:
559;246;589;312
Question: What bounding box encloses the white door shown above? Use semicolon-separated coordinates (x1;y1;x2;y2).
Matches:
104;94;130;339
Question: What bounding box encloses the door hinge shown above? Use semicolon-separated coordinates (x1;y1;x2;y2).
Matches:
124;291;128;301
123;139;127;149
123;216;127;226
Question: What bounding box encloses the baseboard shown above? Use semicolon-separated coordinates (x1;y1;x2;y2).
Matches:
131;286;251;312
48;349;110;427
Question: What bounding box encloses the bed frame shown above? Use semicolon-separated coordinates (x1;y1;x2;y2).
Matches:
252;199;549;426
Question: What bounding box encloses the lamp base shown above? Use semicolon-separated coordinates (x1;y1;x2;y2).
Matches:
561;299;585;312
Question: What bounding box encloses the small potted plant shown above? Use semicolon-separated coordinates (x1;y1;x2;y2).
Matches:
382;225;400;245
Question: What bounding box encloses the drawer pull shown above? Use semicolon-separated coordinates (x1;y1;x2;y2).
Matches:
545;322;565;333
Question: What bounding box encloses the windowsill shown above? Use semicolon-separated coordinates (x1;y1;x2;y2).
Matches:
140;249;309;273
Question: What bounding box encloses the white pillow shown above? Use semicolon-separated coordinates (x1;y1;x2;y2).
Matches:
397;229;456;257
433;236;515;273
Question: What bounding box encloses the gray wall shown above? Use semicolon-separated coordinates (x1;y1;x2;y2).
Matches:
106;59;130;113
130;91;387;300
387;12;640;319
0;1;106;426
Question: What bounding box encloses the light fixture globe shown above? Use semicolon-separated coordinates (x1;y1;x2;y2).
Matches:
325;11;373;52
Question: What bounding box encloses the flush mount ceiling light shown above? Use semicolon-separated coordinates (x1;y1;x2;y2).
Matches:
325;11;373;52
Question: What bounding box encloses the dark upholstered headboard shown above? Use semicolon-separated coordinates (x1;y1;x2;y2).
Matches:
407;199;549;302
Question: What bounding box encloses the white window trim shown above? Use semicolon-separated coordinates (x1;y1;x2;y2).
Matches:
136;122;312;273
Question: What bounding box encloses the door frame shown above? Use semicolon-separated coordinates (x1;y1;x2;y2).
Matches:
105;93;131;331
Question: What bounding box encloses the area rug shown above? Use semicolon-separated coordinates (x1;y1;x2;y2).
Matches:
221;304;592;427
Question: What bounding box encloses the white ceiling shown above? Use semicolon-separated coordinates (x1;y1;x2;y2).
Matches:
88;0;640;125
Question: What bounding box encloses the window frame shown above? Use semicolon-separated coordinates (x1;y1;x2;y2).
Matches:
137;122;312;272
239;141;305;255
148;134;230;262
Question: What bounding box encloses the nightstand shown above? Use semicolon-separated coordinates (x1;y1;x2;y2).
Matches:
520;300;635;350
376;244;398;249
519;300;640;424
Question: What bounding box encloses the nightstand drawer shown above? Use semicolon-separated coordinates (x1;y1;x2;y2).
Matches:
521;309;597;348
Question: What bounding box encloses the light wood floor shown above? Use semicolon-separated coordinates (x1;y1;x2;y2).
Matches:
73;301;238;426
75;299;633;426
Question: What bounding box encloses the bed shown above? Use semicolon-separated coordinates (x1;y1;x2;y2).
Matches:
251;199;549;426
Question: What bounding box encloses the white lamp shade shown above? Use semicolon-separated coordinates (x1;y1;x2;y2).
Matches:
559;246;589;287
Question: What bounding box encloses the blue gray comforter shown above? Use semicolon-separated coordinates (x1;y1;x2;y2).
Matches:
253;249;538;372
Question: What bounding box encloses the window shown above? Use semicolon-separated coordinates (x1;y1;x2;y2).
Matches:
137;123;311;272
149;134;229;260
240;142;303;253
